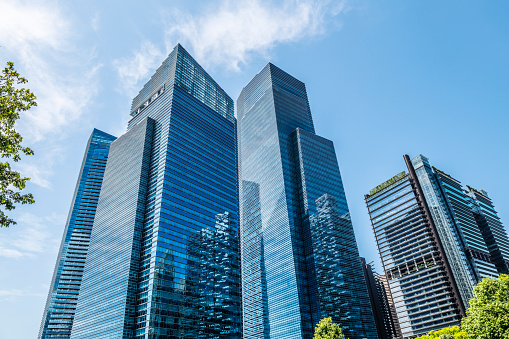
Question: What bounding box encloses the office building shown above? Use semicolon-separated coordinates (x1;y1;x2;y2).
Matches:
39;129;116;338
238;63;377;339
365;154;509;338
67;44;241;338
361;258;401;339
467;186;509;275
432;169;500;281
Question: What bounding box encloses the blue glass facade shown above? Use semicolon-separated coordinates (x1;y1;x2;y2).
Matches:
410;156;475;307
39;129;116;339
433;169;499;281
70;44;241;338
241;181;270;338
412;156;509;281
71;118;154;338
238;63;377;339
295;129;377;337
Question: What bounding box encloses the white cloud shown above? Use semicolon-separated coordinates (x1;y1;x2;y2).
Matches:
0;0;68;50
0;213;63;258
91;12;101;33
0;247;26;258
0;0;101;186
164;0;347;70
14;144;64;188
0;288;47;303
113;41;165;97
20;62;102;143
0;0;100;142
113;0;346;96
0;289;45;298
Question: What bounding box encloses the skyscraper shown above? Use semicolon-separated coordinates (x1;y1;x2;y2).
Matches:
361;258;401;339
467;186;509;275
39;129;116;339
366;161;466;338
433;169;500;281
365;154;509;338
238;63;377;339
63;44;241;338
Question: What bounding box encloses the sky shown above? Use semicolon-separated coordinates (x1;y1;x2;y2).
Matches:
1;0;508;338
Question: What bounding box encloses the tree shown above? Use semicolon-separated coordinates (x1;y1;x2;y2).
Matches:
415;326;467;339
0;61;36;227
461;274;509;339
314;317;345;339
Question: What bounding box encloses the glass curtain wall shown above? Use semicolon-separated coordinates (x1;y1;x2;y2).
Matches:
70;44;241;339
238;63;376;339
39;129;116;339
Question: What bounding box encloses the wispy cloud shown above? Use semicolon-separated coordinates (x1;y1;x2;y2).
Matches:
91;12;101;33
14;144;64;189
0;288;47;303
0;289;46;298
0;213;63;258
164;0;347;70
0;0;101;187
0;0;68;50
113;0;346;96
20;62;102;143
0;0;100;142
0;247;26;259
113;41;165;97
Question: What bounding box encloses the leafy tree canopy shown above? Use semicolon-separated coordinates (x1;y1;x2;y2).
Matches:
314;317;345;339
462;274;509;339
0;61;36;227
415;326;467;339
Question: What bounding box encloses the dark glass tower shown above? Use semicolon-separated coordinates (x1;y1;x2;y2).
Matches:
70;44;241;338
361;258;401;339
39;129;116;339
238;63;377;339
467;187;509;275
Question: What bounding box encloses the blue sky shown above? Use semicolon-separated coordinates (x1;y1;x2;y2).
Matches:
1;1;508;338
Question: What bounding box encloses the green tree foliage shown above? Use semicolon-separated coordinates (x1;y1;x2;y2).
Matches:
415;326;467;339
0;62;36;227
462;274;509;339
314;317;345;339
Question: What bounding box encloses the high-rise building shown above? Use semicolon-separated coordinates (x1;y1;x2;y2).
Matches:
65;44;241;338
39;129;116;339
361;258;401;339
432;169;500;281
467;186;509;275
365;154;509;338
238;63;377;339
365;160;466;338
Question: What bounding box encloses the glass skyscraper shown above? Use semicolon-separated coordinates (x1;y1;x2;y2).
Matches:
467;187;509;275
238;63;377;339
56;44;242;338
433;169;500;281
410;155;475;305
39;129;116;339
365;154;509;338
